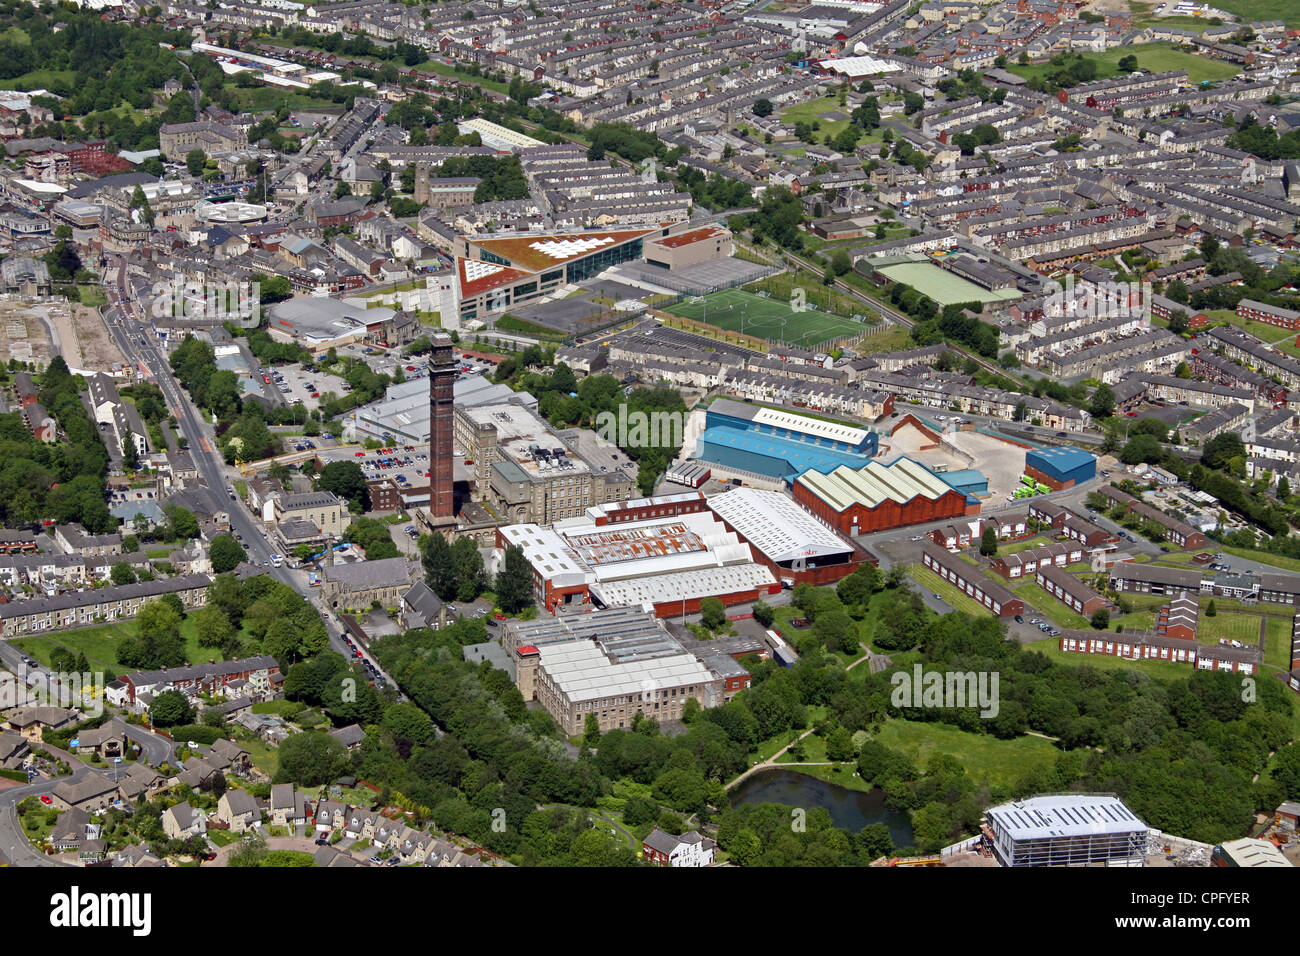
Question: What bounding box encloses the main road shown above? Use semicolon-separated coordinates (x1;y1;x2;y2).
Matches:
101;257;389;677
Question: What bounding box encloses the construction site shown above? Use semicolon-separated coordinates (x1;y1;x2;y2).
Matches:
0;299;124;373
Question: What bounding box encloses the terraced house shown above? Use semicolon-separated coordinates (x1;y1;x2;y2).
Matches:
0;574;211;636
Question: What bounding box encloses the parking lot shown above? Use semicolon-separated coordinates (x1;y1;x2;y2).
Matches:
260;361;350;408
348;443;434;514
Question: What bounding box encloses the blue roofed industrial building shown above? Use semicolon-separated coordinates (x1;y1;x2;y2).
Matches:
936;468;988;501
694;398;879;483
1025;445;1096;490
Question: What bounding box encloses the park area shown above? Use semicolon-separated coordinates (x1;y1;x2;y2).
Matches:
662;288;872;349
872;258;1019;307
1008;41;1241;86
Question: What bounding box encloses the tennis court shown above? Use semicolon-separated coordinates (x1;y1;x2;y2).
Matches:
663;288;870;349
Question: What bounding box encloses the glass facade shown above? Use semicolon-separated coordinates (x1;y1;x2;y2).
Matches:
566;239;643;283
478;249;512;266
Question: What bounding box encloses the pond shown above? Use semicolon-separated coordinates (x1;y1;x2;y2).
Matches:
729;768;914;846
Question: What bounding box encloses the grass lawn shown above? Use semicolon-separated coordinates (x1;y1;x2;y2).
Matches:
0;69;75;90
1211;0;1300;27
14;614;252;673
1219;544;1300;575
1264;615;1292;673
225;84;343;112
779;94;852;138
77;285;107;308
874;259;1019;306
1121;611;1158;631
208;829;240;847
852;323;914;354
996;535;1055;556
1012;582;1092;629
906;564;991;618
1197;612;1262;645
776;732;829;763
872;719;1060;790
414;59;513;95
494;313;568;340
242;738;280;779
1207;310;1296;345
664;288;871;349
1027;636;1194;682
747;269;875;320
1009;42;1240;86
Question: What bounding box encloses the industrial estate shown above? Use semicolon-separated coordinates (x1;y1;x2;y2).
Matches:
0;0;1298;894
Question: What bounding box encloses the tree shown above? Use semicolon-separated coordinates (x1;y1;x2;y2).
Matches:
129;184;154;227
813;608;858;654
164;504;199;540
496;544;534;613
121;436;140;472
825;725;856;762
421;531;456;600
1279;476;1291;501
1089;384;1116;419
185;148;207;177
317;460;369;511
700;596;727;631
450;536;484;602
752;599;776;627
1205;599;1217;617
118;598;187;669
1090;608;1110;630
275;731;348;786
110;561;137;585
193;605;236;650
209;534;247;574
1202;432;1245;471
753;98;773;117
583;713;601;746
979;526;998;556
150;689;194;727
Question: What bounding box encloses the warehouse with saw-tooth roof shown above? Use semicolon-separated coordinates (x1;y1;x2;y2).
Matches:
792;457;971;535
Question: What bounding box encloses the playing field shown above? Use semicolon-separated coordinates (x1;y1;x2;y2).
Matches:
664;288;871;349
875;261;1020;306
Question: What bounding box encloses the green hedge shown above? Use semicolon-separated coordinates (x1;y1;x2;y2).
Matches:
166;725;225;746
0;768;28;782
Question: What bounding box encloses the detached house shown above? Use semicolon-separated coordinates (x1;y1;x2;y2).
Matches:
269;783;309;829
161;801;208;840
642;828;716;867
216;790;264;833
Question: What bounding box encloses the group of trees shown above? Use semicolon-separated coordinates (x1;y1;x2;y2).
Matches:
420;531;488;604
433;154;529;203
170;336;278;464
733;186;804;251
1227;116;1300;162
0;360;113;532
673;164;753;211
345;516;400;561
908;299;1000;358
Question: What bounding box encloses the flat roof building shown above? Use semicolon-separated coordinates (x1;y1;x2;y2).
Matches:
985;794;1148;867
